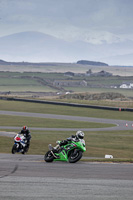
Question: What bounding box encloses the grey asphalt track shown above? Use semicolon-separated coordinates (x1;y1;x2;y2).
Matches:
0;154;133;200
0;111;133;136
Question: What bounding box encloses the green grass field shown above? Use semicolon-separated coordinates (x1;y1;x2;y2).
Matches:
0;114;113;128
1;130;133;159
0;71;133;98
0;99;133;159
0;76;57;92
0;99;133;120
0;69;133;160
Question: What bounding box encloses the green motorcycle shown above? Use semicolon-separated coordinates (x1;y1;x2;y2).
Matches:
44;139;86;163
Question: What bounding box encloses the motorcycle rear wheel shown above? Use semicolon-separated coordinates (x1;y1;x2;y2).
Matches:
69;150;82;163
44;151;54;162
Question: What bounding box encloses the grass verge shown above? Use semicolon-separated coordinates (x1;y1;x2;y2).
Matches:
0;100;133;162
1;130;133;160
0;114;114;128
0;99;133;121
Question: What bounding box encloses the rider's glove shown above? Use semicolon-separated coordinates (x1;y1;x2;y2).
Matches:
60;140;68;146
67;137;72;141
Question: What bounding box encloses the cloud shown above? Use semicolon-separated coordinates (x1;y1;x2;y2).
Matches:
0;0;133;44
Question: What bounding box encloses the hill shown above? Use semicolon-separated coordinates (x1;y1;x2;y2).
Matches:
0;31;75;63
0;59;108;67
77;60;108;66
1;31;133;65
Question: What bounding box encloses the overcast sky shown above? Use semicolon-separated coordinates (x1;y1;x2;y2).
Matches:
0;0;133;44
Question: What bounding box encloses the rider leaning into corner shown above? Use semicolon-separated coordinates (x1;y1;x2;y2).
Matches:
19;126;31;152
45;130;86;163
54;130;85;150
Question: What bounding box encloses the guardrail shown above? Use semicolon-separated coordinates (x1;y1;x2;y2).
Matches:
0;97;133;112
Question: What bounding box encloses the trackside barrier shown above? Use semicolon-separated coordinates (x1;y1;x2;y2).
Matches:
0;97;133;112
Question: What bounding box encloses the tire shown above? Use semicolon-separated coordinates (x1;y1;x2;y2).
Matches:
12;144;17;154
21;150;25;154
22;145;29;154
69;150;83;163
44;151;54;162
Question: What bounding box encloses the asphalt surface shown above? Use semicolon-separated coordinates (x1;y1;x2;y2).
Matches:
0;110;133;199
0;154;133;200
0;111;133;134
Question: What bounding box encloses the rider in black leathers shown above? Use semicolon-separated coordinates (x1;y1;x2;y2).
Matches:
19;126;31;152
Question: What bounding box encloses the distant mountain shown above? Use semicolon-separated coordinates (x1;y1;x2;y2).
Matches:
0;59;7;64
0;31;73;62
0;31;133;65
0;58;109;66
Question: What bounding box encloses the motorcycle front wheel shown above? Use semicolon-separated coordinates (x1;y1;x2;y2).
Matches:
44;151;54;162
69;150;82;163
12;144;17;154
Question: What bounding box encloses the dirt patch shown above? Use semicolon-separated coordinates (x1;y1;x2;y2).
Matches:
60;92;127;101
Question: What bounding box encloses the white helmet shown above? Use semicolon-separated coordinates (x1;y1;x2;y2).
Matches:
76;130;84;139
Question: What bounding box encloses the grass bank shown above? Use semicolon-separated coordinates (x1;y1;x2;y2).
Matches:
1;130;133;159
0;100;133;160
0;99;133;121
0;114;113;128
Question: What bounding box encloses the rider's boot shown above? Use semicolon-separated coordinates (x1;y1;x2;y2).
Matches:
48;144;54;150
48;144;60;158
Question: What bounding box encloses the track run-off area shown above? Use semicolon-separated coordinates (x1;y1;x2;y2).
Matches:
0;110;133;199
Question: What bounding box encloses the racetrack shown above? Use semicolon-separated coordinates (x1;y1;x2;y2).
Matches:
1;111;133;199
0;111;133;136
0;154;133;200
